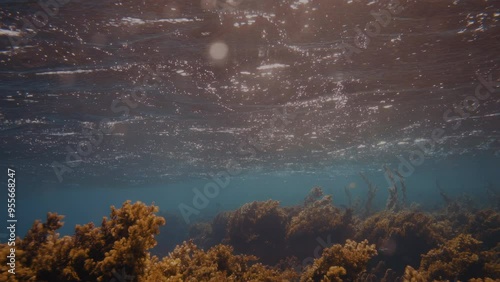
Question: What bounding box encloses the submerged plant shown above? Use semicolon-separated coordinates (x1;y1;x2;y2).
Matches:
485;182;500;210
403;265;427;282
304;186;324;206
356;210;449;273
384;166;401;212
419;234;484;281
300;239;377;282
225;200;288;265
287;188;355;260
359;172;378;217
141;240;298;281
0;201;165;282
464;209;500;249
344;184;353;209
394;170;408;208
1;192;498;281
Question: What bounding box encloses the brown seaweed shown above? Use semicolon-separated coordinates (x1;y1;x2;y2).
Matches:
300;239;377;282
359;172;378;217
286;188;355;260
1;186;498;282
225;200;288;265
384;166;400;212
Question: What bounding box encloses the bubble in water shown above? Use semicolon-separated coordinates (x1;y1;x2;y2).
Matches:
208;41;229;61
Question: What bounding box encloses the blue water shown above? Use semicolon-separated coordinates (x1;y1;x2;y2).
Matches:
3;153;497;238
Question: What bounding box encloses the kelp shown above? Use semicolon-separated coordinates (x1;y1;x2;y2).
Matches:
359;172;378;217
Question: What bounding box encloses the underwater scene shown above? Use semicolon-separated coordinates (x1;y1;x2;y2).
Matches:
1;0;500;281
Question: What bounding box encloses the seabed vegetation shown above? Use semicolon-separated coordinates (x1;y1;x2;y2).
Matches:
1;174;499;281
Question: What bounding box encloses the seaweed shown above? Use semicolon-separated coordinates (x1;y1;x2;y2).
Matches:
225;200;288;265
403;265;427;282
155;211;189;256
299;239;377;282
464;209;500;249
359;172;378;217
1;186;498;281
419;234;484;281
188;222;213;249
286;188;355;260
384;166;400;212
141;240;298;281
356;210;449;273
304;186;324;206
210;211;232;247
393;170;408;208
0;201;165;282
386;185;399;212
435;180;468;220
344;184;353;209
486;182;500;210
